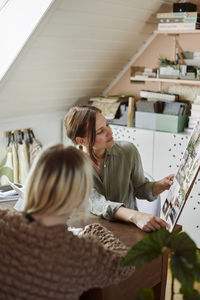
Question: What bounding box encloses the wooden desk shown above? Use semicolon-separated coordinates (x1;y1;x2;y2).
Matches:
1;201;180;300
68;209;170;300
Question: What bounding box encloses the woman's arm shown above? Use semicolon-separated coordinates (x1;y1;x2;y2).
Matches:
128;144;174;200
89;189;169;232
89;188;124;221
113;206;169;232
152;174;174;196
81;223;127;253
80;223;134;288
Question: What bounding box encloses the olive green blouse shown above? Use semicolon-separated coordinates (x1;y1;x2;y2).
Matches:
89;141;156;220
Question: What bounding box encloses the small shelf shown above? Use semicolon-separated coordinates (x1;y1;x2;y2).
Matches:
130;77;200;86
155;30;200;35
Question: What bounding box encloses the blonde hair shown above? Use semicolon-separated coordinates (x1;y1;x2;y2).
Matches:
24;144;93;216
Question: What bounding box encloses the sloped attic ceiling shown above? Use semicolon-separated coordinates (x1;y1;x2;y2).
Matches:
0;0;184;118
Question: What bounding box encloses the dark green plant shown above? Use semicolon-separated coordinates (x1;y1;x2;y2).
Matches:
159;57;178;67
121;228;200;300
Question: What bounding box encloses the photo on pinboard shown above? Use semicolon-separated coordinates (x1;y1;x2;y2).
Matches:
162;121;200;232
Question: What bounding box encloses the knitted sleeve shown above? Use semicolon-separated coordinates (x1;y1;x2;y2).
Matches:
80;223;134;288
82;223;127;253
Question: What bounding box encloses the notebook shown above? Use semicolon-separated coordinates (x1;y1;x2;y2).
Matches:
162;121;200;232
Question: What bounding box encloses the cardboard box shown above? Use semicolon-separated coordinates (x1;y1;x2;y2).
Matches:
135;112;188;133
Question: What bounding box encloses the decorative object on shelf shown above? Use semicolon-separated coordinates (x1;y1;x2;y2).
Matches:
130;66;156;79
168;85;200;101
159;57;177;67
182;51;200;67
89;95;135;127
159;57;180;79
158;54;200;80
90;97;120;120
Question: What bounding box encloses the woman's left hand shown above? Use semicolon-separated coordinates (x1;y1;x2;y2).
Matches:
152;174;175;196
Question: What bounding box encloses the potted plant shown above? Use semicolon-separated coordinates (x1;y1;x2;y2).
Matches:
122;228;200;300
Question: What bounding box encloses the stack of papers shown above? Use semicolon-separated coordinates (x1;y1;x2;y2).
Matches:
0;186;19;202
0;181;24;202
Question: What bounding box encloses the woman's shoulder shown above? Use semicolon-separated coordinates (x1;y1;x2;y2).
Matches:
114;141;139;155
0;209;22;224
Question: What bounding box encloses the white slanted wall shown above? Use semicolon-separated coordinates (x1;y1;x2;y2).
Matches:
0;0;53;80
0;0;177;152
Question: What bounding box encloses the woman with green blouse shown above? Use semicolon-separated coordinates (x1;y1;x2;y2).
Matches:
64;105;174;232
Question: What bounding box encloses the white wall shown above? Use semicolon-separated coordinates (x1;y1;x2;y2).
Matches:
0;0;53;80
0;110;65;161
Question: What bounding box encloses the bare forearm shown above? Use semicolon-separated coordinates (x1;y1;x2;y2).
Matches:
113;206;136;223
113;206;169;232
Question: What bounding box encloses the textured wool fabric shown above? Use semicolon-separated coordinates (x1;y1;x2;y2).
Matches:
0;210;134;300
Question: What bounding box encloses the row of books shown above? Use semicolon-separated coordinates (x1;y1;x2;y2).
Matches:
140;90;178;102
139;90;190;117
157;11;200;31
136;100;188;116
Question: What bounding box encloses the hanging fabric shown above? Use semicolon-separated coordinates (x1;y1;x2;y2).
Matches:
0;132;14;185
28;129;42;165
11;132;19;183
17;130;30;184
0;128;42;185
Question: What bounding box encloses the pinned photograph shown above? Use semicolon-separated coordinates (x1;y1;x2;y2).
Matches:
162;121;200;232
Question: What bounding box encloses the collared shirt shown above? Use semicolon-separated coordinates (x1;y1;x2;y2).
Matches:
89;141;156;220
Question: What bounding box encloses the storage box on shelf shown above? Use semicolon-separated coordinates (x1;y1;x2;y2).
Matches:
135;111;188;133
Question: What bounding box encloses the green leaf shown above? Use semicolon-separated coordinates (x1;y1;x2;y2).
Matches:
170;232;199;288
135;288;154;300
122;228;171;267
180;286;200;300
171;255;195;288
194;250;200;282
170;232;197;263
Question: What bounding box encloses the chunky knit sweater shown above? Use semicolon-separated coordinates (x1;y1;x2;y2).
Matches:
0;210;134;300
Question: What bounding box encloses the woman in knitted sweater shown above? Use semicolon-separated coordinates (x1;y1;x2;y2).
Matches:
0;144;133;300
